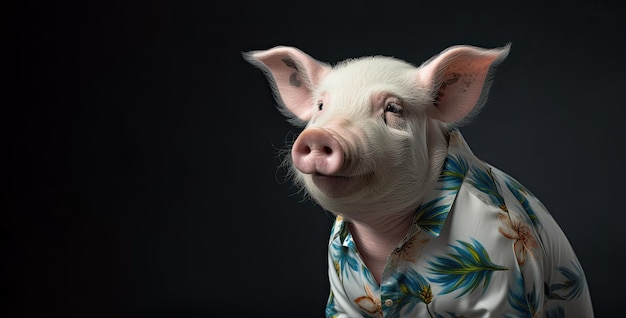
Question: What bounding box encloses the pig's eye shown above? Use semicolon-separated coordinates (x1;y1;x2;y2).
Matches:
383;102;404;126
318;102;324;111
385;102;402;114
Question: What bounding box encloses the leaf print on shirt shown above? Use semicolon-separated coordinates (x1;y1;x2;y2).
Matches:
362;264;379;289
498;213;539;265
427;238;508;298
413;197;452;237
325;290;339;318
504;270;538;318
329;235;360;281
438;155;469;191
338;217;350;242
547;261;587;301
385;267;435;318
544;306;565;318
503;174;537;198
468;167;508;212
504;177;540;228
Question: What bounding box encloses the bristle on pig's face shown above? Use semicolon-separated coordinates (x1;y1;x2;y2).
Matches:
244;44;510;216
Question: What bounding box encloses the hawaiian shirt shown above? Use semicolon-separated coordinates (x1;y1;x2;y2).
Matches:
325;130;594;317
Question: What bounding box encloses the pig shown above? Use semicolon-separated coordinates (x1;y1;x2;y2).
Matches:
243;44;594;317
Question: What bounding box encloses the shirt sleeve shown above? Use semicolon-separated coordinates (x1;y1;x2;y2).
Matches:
531;202;595;317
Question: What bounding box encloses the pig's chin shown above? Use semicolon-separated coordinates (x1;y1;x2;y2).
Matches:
309;173;370;198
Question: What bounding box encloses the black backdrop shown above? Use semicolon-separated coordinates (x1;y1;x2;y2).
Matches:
7;1;625;317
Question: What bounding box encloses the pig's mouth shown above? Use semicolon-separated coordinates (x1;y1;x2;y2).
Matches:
311;172;371;198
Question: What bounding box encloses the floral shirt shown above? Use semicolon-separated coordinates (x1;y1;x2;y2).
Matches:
325;130;594;318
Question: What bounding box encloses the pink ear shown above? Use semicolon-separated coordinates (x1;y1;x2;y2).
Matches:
418;44;511;124
243;46;331;122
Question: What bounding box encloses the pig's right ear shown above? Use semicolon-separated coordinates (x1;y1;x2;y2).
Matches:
417;43;511;125
243;46;331;125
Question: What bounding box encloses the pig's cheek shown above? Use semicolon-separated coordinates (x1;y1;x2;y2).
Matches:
307;173;374;199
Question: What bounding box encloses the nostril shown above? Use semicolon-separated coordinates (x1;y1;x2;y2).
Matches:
291;127;345;175
294;142;312;156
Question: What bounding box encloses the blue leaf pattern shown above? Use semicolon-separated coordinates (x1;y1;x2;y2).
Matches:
504;270;537;318
413;197;451;237
548;261;587;300
325;291;339;318
323;130;593;317
438;155;469;191
504;176;540;228
385;267;434;317
468;167;508;212
329;221;360;281
427;238;508;297
545;305;565;318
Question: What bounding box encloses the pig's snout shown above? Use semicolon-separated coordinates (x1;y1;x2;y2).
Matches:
291;128;344;176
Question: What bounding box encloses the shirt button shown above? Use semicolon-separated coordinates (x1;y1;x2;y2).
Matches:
384;299;393;307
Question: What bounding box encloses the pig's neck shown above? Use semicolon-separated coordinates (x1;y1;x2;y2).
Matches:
346;210;415;285
345;124;450;285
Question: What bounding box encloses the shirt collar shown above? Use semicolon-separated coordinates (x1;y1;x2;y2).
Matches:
330;129;480;245
406;129;478;239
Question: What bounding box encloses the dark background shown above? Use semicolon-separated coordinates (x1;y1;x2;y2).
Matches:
7;0;624;317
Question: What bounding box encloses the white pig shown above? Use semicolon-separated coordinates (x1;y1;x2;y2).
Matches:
244;44;594;317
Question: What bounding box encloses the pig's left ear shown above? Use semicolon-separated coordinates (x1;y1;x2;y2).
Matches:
243;46;331;124
418;43;511;124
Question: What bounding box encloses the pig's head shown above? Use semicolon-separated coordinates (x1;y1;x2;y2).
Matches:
244;44;510;219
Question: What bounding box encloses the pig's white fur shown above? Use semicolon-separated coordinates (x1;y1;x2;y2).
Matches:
284;56;450;219
245;44;510;223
